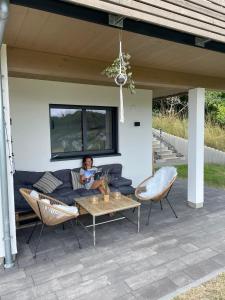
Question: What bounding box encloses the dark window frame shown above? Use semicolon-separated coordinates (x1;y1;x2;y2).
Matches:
49;104;119;160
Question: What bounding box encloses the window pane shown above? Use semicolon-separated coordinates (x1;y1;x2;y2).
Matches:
86;109;112;151
50;107;82;154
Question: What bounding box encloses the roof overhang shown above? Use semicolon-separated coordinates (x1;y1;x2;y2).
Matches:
5;2;225;97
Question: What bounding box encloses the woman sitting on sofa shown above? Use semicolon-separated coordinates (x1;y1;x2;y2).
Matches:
80;155;107;194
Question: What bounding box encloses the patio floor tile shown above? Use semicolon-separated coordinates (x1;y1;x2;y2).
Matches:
168;271;193;287
5;179;225;299
56;275;110;299
133;277;178;300
32;262;83;285
0;276;33;297
183;258;222;280
211;253;225;266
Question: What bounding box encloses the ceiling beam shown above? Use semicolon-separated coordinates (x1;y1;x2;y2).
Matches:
7;47;225;91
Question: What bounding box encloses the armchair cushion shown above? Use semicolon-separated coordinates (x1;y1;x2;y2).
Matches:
41;199;50;204
52;205;78;218
140;167;177;199
30;190;39;199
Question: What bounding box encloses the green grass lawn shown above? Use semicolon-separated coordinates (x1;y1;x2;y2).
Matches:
153;115;225;152
176;164;225;189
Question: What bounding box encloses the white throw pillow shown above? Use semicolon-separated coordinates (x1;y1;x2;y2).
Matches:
71;171;83;190
52;204;78;217
41;198;50;205
30;190;39;199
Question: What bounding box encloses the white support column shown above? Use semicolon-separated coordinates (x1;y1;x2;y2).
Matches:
0;44;17;262
188;88;205;208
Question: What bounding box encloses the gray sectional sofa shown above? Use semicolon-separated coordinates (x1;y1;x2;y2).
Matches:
14;164;135;212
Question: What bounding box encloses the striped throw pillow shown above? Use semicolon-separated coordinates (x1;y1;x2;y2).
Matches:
33;172;63;193
71;170;83;190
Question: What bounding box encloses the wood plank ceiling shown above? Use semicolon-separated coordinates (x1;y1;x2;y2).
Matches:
4;4;225;95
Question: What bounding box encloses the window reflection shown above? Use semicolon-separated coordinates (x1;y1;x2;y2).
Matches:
50;108;82;153
50;105;117;158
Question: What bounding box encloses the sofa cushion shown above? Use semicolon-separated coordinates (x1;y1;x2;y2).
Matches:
108;186;118;192
14;184;34;212
14;164;133;212
110;177;132;188
49;188;81;206
76;186;118;197
117;185;135;195
76;188;100;197
14;171;44;186
72;164;122;178
52;169;73;189
33;172;63;193
99;164;122;177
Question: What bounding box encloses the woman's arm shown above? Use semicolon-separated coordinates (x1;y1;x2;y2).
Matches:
80;168;86;184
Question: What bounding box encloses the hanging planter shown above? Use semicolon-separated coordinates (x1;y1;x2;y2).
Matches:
102;36;135;123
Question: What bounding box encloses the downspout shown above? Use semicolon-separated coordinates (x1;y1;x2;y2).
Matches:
0;0;13;268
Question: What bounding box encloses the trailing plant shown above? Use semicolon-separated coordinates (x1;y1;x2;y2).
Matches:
102;53;136;94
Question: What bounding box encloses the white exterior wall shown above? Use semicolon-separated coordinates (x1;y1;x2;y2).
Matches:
9;78;152;187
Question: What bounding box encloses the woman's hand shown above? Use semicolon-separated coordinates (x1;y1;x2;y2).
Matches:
80;175;86;184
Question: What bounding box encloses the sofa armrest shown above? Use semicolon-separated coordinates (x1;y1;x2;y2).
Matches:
110;176;132;188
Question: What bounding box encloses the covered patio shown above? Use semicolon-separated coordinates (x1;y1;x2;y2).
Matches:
1;180;225;299
1;0;225;292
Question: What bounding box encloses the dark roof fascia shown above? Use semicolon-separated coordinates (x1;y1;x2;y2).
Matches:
10;0;225;55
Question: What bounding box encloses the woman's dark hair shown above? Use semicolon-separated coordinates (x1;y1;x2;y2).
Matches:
82;155;93;170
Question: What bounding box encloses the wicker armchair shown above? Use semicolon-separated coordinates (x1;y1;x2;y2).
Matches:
135;167;178;225
20;188;81;257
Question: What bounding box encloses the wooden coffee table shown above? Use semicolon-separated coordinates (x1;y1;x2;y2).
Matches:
76;194;141;246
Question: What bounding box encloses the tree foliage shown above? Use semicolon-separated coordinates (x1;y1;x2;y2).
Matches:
205;91;225;126
153;94;188;118
153;90;225;127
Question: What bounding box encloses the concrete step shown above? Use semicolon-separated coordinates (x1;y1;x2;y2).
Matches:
153;134;185;163
153;143;167;148
153;145;168;150
155;157;186;165
158;153;177;159
153;141;160;145
154;149;173;154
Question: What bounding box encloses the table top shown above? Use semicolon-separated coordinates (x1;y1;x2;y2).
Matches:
76;194;140;217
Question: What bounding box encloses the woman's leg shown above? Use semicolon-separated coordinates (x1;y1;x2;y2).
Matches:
91;179;106;194
92;180;114;216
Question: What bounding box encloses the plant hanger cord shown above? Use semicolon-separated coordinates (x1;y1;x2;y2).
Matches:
119;36;124;123
117;30;126;123
102;31;135;119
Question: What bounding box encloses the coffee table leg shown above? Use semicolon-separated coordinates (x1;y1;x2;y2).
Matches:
93;216;96;246
137;206;140;233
